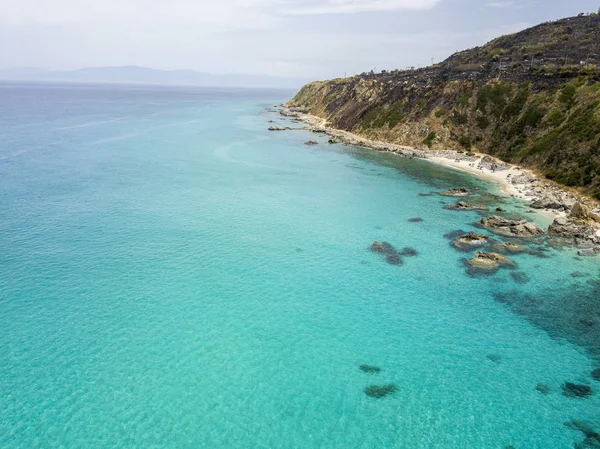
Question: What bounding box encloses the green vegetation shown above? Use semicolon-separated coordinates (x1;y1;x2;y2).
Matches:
361;101;406;129
423;132;437;147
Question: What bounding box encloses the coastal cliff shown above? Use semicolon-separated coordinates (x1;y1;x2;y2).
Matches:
287;14;600;200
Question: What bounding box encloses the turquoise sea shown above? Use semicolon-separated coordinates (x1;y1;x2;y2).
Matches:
1;82;599;448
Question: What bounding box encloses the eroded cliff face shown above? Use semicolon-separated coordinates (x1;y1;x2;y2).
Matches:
288;15;600;200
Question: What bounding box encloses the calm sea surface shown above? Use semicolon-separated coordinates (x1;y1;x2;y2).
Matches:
0;82;599;448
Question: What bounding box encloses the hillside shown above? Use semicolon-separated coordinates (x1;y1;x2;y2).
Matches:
287;14;600;200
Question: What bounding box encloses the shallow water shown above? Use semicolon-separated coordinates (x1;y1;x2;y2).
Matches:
1;82;599;448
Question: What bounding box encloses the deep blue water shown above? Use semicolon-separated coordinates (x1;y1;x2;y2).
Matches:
1;82;599;448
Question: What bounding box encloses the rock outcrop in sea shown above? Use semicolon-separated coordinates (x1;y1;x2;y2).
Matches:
478;216;544;238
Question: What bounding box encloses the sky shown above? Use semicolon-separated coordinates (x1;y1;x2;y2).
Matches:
0;0;598;80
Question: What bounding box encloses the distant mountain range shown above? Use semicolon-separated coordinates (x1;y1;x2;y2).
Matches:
0;66;309;89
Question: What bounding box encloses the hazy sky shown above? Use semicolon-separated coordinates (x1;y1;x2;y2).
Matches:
0;0;598;79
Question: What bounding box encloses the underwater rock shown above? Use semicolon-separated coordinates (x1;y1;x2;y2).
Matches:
386;253;402;265
581;319;595;327
408;217;424;223
370;241;395;254
535;383;550;394
268;125;290;131
566;420;600;449
365;384;397;398
562;382;593;398
468;252;516;273
452;233;491;251
370;241;403;266
418;193;434;197
304;140;318;145
359;365;381;374
486;354;502;363
490;242;527;254
592;368;600;381
444;229;468;240
479;216;544;238
510;272;531;284
328;138;338;144
571;272;588;278
496;207;506;212
440;187;470;197
400;247;418;257
444;201;489;211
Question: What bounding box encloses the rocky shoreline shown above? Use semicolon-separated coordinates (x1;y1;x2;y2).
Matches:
276;105;600;254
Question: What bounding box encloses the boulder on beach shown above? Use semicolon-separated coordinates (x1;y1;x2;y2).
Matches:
452;233;492;251
531;192;573;211
440;188;470;197
549;203;600;241
365;384;397;398
479;155;510;172
468;252;516;272
478;215;544;238
444;201;489;211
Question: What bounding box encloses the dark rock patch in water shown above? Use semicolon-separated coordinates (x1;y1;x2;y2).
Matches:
444;201;489;211
492;286;600;356
359;365;381;374
386;253;402;265
572;272;588;278
526;247;553;259
486;354;502;363
535;383;550;394
444;229;468;240
408;217;424;223
591;368;600;381
566;420;600;449
563;382;592;398
418;193;434;197
400;247;418;257
490;242;527;255
510;272;531;284
365;384;397;398
580;319;595;327
440;188;470;197
370;241;410;265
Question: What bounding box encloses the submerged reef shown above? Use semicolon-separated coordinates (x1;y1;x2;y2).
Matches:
365;384;397;398
359;365;381;374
